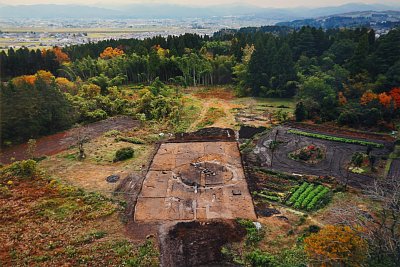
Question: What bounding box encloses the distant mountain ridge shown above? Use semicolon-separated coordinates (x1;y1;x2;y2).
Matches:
276;10;400;29
1;3;400;19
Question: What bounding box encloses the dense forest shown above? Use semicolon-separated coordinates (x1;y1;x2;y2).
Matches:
1;26;400;145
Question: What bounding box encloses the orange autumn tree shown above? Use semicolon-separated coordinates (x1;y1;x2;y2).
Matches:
41;47;70;64
11;70;54;88
389;87;400;107
304;225;368;267
99;47;125;59
338;92;347;105
12;74;36;87
378;92;395;109
360;91;378;105
53;46;70;64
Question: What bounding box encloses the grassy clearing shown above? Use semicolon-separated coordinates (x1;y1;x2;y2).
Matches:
234;97;295;112
196;107;226;129
40;132;154;194
175;96;203;132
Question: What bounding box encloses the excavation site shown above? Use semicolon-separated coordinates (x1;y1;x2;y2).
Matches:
124;128;256;266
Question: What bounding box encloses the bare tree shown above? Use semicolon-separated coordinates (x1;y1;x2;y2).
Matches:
26;139;37;159
76;127;90;160
269;129;280;168
328;176;400;265
363;176;400;265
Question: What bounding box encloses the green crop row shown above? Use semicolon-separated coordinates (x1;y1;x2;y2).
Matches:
285;182;330;211
300;185;324;209
256;193;281;202
306;187;330;211
287;182;309;205
293;184;314;209
288;129;384;148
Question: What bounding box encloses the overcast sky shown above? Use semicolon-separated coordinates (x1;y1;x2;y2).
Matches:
1;0;399;8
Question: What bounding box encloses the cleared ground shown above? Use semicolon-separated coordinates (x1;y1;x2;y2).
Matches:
135;141;256;222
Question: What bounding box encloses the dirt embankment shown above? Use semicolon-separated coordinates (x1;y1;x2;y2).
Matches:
0;116;139;164
172;127;236;142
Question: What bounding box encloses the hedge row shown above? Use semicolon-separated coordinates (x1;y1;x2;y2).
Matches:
288;129;384;148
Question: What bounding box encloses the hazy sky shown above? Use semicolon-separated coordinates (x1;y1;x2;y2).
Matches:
1;0;399;8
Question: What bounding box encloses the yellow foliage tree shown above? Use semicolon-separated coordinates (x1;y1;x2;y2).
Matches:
304;225;368;267
99;47;125;59
79;83;101;98
35;70;54;85
55;77;77;94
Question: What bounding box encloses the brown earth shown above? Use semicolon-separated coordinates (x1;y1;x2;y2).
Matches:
134;141;256;222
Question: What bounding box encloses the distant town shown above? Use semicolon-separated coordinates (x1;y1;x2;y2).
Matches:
0;17;276;50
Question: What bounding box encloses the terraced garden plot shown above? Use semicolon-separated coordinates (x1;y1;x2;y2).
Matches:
255;126;392;187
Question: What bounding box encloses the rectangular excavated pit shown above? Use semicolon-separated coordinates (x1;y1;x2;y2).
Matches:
134;141;256;222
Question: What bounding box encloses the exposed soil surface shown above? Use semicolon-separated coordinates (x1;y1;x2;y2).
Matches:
0;116;139;164
134;141;256;222
255;126;392;187
159;220;246;267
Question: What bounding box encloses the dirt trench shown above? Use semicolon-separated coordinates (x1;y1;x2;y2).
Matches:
159;220;245;267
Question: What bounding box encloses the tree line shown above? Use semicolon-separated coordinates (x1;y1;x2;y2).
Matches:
1;26;400;144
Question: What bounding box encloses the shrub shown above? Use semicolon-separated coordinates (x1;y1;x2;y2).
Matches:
245;249;276;267
237;219;264;246
115;137;145;145
1;160;38;179
114;147;134;162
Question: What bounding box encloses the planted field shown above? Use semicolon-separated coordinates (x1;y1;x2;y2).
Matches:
286;182;330;211
288;129;384;148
